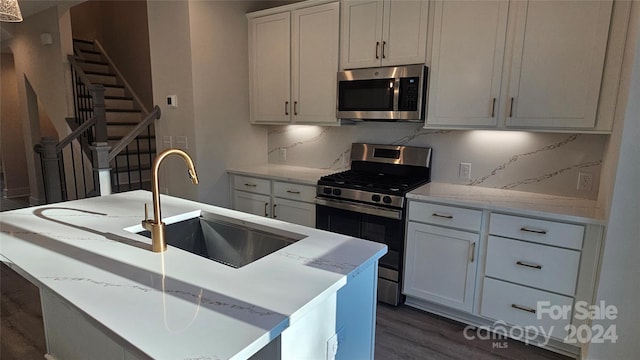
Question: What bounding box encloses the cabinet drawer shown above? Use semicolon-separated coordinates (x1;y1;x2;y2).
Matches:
408;201;482;232
485;236;580;296
233;175;271;195
273;181;316;203
490;213;584;250
481;278;572;340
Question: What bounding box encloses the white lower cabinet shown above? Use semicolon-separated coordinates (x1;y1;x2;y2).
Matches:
404;197;604;356
480;278;573;340
231;174;316;227
234;191;271;217
404;222;479;312
404;201;482;312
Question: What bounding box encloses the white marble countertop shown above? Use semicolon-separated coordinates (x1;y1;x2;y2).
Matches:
227;164;335;185
0;191;386;359
408;182;606;225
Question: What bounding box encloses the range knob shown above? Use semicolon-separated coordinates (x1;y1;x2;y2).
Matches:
371;194;381;202
332;188;342;196
382;196;392;204
323;187;332;194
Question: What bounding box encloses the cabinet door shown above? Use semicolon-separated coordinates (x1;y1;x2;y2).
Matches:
249;12;291;123
233;191;271;217
505;0;613;129
292;2;340;124
404;222;478;312
426;0;508;127
273;198;316;227
341;0;385;69
381;0;428;67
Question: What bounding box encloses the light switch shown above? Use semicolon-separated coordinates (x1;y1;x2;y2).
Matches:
175;136;188;150
167;95;178;108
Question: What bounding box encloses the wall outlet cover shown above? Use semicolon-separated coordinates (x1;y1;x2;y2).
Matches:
577;172;593;191
459;162;471;180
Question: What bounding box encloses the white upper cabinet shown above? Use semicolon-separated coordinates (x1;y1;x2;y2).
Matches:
248;2;340;125
505;0;613;129
249;12;291;124
341;0;428;69
427;0;508;127
426;0;614;131
292;3;340;124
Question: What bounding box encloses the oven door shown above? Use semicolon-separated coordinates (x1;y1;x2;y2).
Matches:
315;198;405;305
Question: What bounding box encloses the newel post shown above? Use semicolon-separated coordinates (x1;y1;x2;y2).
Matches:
91;142;112;196
38;137;63;203
91;84;107;143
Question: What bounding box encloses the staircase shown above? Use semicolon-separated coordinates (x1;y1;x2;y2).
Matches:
71;38;156;192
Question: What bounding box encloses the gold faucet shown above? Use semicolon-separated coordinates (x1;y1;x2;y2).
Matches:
142;148;199;252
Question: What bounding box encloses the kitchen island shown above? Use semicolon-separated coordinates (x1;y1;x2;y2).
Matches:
0;191;386;360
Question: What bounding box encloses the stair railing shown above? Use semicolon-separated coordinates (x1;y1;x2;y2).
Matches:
34;49;160;203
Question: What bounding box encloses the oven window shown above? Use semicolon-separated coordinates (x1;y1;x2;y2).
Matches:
338;79;394;111
316;204;405;271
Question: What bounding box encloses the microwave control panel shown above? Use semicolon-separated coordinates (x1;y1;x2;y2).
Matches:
398;77;420;111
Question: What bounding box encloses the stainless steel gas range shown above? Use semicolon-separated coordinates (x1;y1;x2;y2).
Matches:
315;143;432;305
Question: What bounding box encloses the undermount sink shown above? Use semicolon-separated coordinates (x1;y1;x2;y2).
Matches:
135;212;306;268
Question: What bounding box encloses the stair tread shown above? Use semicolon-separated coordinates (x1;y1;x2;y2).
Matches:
106;108;142;113
106;121;141;126
75;58;109;66
78;49;101;55
73;39;94;45
84;71;116;77
108;135;155;140
78;95;134;101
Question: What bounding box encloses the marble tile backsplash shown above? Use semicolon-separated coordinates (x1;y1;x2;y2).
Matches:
267;123;606;200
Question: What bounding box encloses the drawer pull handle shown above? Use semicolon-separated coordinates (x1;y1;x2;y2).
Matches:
469;242;476;263
264;202;269;217
511;304;537;314
432;213;453;219
516;261;543;270
244;183;257;187
520;227;547;235
286;190;301;194
273;204;277;218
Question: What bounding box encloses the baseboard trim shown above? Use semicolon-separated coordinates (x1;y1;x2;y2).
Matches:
3;186;30;198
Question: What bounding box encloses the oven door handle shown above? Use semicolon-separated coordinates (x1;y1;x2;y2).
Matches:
315;198;403;220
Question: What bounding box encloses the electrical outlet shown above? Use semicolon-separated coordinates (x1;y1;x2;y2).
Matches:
459;162;471;181
175;136;188;150
577;172;593;191
279;148;287;161
162;136;173;149
326;327;344;360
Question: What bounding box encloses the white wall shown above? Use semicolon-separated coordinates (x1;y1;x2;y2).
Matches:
148;0;269;207
188;0;267;207
7;5;74;204
587;3;640;358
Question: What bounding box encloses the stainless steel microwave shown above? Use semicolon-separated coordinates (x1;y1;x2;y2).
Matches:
336;64;427;121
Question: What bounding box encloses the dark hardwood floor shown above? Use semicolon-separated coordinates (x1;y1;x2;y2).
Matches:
1;264;570;360
375;303;571;360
